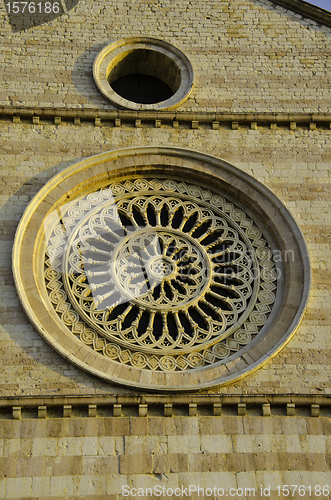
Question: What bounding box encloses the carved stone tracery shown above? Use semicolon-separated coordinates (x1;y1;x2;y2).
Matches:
44;177;277;371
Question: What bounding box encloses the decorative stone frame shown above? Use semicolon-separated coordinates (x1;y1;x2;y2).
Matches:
13;147;310;391
93;37;194;111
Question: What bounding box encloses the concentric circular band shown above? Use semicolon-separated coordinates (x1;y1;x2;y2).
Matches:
12;147;311;391
51;181;268;359
93;37;194;110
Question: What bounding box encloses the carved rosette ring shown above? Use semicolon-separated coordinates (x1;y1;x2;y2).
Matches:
45;178;277;371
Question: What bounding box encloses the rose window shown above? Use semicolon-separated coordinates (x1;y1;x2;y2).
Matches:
13;148;310;390
45;178;276;370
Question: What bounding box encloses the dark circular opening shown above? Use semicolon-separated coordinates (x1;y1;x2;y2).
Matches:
108;48;181;105
111;75;173;104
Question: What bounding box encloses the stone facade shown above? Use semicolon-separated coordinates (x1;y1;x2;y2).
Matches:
0;0;331;497
1;0;331;112
1;412;331;499
1;124;330;396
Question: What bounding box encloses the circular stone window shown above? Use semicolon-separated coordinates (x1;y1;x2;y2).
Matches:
93;38;194;110
13;147;310;391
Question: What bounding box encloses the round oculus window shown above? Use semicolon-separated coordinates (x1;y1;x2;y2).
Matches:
93;37;194;110
13;147;310;391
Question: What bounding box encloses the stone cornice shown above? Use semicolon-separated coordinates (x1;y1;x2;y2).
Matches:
0;394;329;419
1;393;330;406
2;106;331;130
271;0;331;28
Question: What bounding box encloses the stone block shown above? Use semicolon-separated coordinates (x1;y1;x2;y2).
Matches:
76;474;107;496
169;435;201;454
63;405;72;418
238;403;246;416
46;455;83;476
12;407;21;420
31;437;58;457
199;416;211;435
287;403;295;416
262;404;271;416
38;406;47;418
50;475;74;496
189;404;197;416
164;404;173;417
113;404;122;417
0;457;17;478
104;417;130;436
88;404;97;417
17;456;46;477
213;403;222;416
311;404;320;417
119;454;153;474
200;435;232;454
6;477;32;498
106;473;128;495
82;436;99;456
148;417;164;436
98;436;116;456
130;417;148;435
32;476;51;497
154;453;188;473
138;404;148;417
82;456;118;475
199;453;218;472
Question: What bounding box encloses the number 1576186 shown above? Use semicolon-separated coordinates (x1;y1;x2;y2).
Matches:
276;485;330;496
5;2;60;14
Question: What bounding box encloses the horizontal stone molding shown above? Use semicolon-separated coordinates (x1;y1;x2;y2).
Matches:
2;384;330;418
1;394;330;406
1;106;331;130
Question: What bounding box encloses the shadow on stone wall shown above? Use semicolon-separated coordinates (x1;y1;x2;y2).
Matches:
72;42;117;109
4;0;79;32
1;158;131;396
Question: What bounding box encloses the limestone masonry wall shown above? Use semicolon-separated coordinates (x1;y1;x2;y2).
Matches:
0;123;330;396
0;0;330;112
0;415;330;499
1;0;331;497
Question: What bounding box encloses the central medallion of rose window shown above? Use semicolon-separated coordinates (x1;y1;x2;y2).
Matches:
111;228;211;311
148;254;175;280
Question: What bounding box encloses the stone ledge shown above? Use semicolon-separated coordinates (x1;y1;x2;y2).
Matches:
0;394;330;420
1;107;331;130
1;393;329;406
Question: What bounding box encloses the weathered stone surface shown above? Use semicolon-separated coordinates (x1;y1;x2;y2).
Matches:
0;0;330;496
